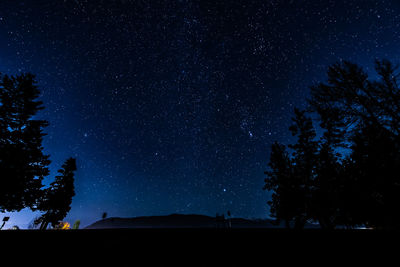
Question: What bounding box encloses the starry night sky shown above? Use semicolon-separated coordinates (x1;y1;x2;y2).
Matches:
1;0;400;228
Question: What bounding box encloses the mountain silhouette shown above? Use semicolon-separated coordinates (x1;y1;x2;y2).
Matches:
85;213;319;229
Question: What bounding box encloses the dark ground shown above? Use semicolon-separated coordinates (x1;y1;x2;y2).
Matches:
1;229;398;265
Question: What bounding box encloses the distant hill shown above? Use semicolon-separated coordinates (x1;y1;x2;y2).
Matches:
85;214;319;229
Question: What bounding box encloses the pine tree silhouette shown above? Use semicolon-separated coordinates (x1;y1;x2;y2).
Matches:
37;158;77;229
264;142;294;228
264;59;400;229
309;59;400;228
287;109;318;229
0;73;50;212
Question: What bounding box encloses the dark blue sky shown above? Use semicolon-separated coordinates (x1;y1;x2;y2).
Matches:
1;0;400;228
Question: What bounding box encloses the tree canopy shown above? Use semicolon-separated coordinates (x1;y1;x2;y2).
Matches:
264;59;400;229
0;73;50;212
36;158;77;229
0;72;77;229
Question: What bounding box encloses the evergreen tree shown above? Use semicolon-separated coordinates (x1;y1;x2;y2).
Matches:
347;122;400;229
287;108;318;229
264;142;294;228
264;109;318;229
310;140;342;229
308;59;400;141
0;73;50;212
37;158;77;229
308;59;400;229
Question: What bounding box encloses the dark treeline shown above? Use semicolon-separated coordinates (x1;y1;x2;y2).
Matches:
264;59;400;230
0;73;76;229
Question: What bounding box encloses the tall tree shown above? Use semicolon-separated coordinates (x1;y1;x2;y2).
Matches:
308;59;400;141
287;108;318;229
264;109;318;229
264;142;294;228
0;73;50;212
310;139;343;229
308;59;400;229
37;158;77;229
347;122;400;229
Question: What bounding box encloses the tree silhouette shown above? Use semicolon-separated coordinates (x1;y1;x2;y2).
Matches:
309;59;400;139
0;73;50;212
310;138;343;229
265;59;400;229
264;142;295;228
264;109;319;229
347;122;400;229
37;158;77;229
309;59;400;228
287;109;318;229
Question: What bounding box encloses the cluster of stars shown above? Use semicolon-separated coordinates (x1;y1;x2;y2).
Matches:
0;0;400;228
